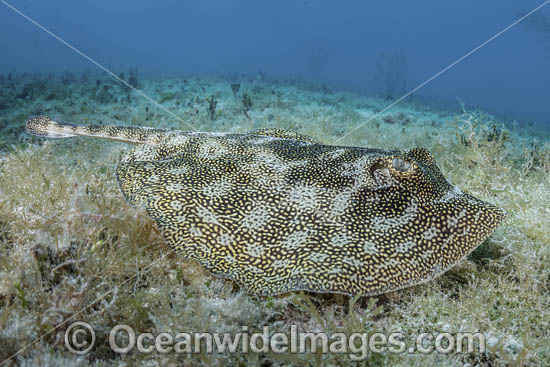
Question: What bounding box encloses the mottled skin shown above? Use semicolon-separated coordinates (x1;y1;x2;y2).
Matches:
26;116;506;296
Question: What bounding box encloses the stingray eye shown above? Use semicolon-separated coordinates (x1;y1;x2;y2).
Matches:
392;157;411;172
370;162;393;187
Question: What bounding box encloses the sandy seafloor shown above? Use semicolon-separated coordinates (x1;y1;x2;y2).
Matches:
0;71;549;366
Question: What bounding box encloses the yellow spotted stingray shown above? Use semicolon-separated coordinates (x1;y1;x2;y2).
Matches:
26;116;505;296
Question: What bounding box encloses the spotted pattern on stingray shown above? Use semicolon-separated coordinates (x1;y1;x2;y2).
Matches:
26;116;506;296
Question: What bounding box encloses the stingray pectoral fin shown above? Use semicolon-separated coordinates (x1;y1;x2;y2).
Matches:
251;127;320;143
26;115;177;144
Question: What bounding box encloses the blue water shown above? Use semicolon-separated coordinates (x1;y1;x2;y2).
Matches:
1;0;549;127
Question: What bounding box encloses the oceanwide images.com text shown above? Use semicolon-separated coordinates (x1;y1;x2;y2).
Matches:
65;322;486;360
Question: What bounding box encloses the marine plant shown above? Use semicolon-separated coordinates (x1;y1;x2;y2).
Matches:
241;92;252;119
206;94;217;120
128;67;139;89
231;83;241;98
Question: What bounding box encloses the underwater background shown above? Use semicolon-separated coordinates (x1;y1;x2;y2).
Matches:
0;0;549;366
2;0;550;129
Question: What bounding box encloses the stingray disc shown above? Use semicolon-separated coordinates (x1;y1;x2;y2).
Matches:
115;129;505;296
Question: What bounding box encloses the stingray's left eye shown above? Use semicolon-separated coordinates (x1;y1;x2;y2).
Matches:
392;157;411;172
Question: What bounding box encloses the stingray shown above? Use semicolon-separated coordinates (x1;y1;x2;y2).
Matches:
26;116;505;296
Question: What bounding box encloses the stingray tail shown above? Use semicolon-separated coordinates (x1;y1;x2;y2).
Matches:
25;115;173;144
